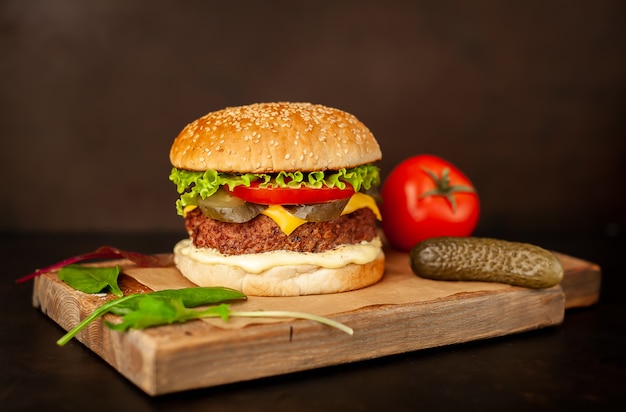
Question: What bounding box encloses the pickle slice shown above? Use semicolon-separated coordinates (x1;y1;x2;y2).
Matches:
198;189;352;223
285;198;350;222
197;188;267;223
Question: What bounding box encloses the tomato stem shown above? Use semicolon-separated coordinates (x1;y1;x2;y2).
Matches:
419;167;475;213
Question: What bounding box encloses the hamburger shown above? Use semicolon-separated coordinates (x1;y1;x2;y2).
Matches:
169;102;384;296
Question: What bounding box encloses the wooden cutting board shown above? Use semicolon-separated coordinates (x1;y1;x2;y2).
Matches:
31;248;601;396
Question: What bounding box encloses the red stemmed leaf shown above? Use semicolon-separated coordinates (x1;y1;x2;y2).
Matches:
16;246;172;284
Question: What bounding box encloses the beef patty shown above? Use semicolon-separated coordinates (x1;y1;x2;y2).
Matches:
185;207;378;255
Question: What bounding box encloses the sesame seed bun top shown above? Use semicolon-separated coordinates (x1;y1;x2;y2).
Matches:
169;102;382;173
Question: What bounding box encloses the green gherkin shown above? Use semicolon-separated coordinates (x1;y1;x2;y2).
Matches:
410;237;564;289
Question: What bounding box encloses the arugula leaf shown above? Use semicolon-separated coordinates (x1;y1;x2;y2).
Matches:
107;299;233;331
107;296;188;331
56;288;353;346
56;287;246;346
58;264;124;297
106;299;353;336
107;287;247;315
56;294;137;346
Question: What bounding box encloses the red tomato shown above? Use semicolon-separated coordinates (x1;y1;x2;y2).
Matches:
230;181;355;205
381;154;480;251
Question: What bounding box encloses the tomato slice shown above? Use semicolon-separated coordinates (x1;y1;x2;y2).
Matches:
230;182;355;205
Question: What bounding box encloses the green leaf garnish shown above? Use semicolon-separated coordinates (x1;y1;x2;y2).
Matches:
56;288;353;346
56;287;246;346
106;300;354;336
58;265;124;297
54;261;353;346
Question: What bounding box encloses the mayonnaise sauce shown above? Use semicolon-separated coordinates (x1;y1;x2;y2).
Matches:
174;238;382;274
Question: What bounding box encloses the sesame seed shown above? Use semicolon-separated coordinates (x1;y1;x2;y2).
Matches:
173;102;380;170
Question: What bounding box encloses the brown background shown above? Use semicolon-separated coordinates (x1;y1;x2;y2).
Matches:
1;0;624;238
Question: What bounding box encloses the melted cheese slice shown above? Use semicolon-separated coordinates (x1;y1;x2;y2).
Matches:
341;192;382;220
183;205;198;216
260;205;308;235
174;238;382;274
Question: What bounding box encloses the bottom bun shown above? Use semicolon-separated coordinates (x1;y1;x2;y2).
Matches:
173;239;385;296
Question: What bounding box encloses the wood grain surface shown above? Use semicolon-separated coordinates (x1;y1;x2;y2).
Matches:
32;250;601;395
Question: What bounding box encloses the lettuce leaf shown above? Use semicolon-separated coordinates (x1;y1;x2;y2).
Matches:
169;165;380;215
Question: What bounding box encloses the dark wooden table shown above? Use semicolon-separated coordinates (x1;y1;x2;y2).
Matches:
2;231;625;411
